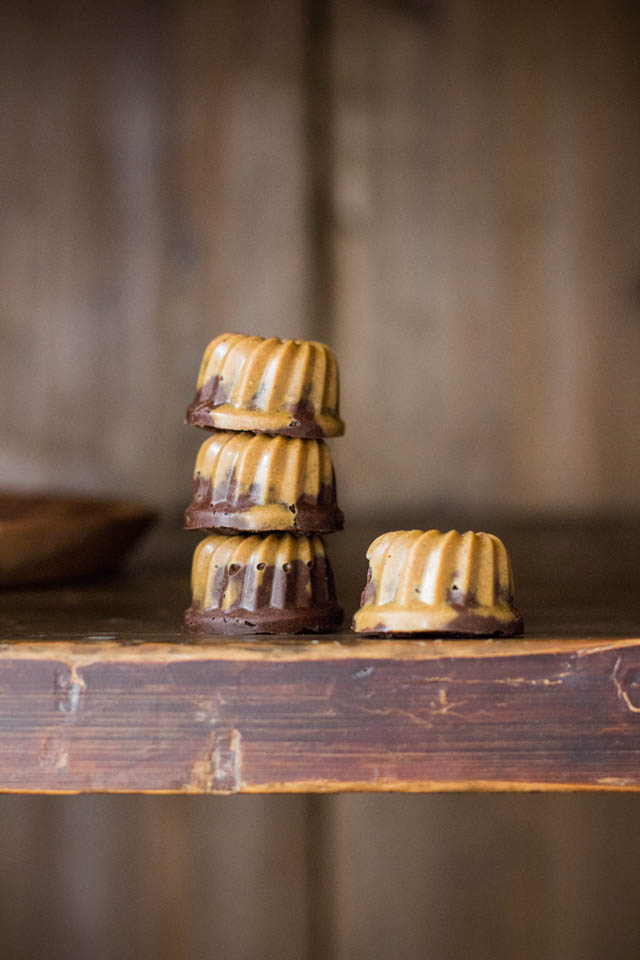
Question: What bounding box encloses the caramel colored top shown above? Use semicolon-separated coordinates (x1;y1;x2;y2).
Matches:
353;529;522;635
186;333;344;438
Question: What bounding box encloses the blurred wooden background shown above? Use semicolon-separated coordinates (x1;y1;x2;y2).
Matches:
2;0;640;958
2;0;640;515
1;792;640;959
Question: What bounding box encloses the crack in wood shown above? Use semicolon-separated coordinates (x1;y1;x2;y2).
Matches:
611;656;640;714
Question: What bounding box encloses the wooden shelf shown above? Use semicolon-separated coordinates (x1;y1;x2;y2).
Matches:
1;521;639;794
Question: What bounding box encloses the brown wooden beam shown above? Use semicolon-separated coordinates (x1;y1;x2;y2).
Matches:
0;636;638;793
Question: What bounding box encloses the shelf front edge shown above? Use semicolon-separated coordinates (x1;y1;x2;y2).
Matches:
0;638;638;793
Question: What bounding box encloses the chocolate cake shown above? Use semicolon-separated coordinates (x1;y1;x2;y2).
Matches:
352;529;523;637
186;532;343;635
185;431;343;534
186;333;345;438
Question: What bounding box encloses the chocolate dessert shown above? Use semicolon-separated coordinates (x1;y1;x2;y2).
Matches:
186;532;343;635
352;529;523;637
186;333;345;438
185;431;343;534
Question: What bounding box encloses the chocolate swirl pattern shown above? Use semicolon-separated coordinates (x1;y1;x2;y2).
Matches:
353;529;523;636
186;532;343;634
185;432;343;533
186;333;344;438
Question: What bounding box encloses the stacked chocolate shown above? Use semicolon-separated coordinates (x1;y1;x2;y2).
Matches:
184;333;345;635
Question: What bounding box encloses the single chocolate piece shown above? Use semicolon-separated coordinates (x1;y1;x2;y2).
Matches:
184;432;344;534
186;532;343;635
352;529;523;637
186;333;345;438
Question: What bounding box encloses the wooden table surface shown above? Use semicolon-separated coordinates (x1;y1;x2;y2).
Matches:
1;518;639;794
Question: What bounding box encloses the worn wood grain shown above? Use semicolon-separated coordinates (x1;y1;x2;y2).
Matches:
2;538;640;795
0;633;639;793
0;522;638;957
1;518;640;793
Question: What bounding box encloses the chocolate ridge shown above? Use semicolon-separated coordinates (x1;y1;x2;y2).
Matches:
188;552;342;635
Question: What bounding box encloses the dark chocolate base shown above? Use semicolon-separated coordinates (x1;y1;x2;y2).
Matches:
184;501;344;535
186;603;344;636
184;474;344;534
186;408;326;439
186;388;327;438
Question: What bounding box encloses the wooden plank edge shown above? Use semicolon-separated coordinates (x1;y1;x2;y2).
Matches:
0;779;638;795
1;637;639;662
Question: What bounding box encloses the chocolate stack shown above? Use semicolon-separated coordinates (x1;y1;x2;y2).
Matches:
184;333;345;635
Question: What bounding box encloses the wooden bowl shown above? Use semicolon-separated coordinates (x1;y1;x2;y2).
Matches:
0;494;157;587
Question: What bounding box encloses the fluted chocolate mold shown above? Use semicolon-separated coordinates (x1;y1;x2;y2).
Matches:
353;529;523;637
186;333;345;438
186;533;343;635
185;432;343;534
